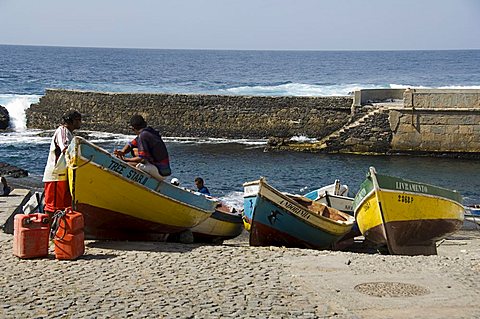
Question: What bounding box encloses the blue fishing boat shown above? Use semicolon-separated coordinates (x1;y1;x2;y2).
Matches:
247;178;355;249
242;180;260;231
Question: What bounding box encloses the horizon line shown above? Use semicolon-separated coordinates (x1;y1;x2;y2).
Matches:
1;43;479;52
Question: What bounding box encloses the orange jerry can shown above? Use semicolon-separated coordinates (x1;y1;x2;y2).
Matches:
53;208;85;260
13;213;50;259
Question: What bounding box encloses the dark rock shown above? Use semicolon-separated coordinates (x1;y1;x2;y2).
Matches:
0;162;29;178
0;105;9;130
266;137;288;147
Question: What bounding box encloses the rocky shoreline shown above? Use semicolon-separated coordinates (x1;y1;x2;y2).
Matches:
0;162;29;178
0;105;9;129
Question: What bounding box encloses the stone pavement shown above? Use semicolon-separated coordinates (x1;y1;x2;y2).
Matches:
1;190;479;318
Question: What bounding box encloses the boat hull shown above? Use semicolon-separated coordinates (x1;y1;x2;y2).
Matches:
307;193;354;215
249;179;354;250
242;181;259;231
304;180;353;214
67;137;216;240
354;168;464;255
191;208;243;242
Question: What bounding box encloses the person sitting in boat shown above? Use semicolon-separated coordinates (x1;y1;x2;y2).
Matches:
43;110;82;215
0;176;12;196
194;177;211;195
114;115;171;181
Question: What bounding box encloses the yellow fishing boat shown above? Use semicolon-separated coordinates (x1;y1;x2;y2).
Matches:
66;137;217;240
353;167;464;255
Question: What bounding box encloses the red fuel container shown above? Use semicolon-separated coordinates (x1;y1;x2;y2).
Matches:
13;213;50;259
53;208;85;260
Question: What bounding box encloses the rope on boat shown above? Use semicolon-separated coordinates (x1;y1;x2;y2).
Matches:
49;210;67;241
436;239;445;248
67;155;94;170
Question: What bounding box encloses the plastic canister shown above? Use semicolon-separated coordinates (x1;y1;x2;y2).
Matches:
13;213;50;259
52;208;85;260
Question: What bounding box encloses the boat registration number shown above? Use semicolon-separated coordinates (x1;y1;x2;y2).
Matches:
398;195;414;203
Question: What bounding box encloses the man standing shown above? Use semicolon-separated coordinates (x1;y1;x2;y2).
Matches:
114;115;171;181
43;110;82;214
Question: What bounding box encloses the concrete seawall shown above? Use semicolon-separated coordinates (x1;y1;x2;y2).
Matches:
25;88;480;157
26;89;352;139
390;89;480;154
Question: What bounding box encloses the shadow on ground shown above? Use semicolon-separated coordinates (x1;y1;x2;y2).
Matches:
87;240;202;253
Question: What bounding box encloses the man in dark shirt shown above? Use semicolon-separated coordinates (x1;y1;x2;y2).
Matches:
114;115;171;181
194;177;211;195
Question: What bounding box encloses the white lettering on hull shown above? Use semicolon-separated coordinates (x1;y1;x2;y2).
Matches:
395;182;428;194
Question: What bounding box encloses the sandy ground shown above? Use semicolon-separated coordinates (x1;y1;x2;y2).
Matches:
1;189;479;318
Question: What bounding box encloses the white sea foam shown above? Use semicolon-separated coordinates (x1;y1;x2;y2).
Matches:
0;130;50;145
163;136;267;146
85;131;135;143
222;83;389;96
219;191;244;212
289;135;318;143
223;83;480;97
438;85;480;90
0;94;41;131
389;84;480;90
389;84;429;89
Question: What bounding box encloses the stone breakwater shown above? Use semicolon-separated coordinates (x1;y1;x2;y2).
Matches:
25;88;480;157
268;89;480;157
26;89;352;139
1;229;479;318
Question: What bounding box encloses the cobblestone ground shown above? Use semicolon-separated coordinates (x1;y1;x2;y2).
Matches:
0;232;331;319
2;230;480;319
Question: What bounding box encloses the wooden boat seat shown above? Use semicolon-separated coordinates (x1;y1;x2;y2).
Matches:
289;195;348;222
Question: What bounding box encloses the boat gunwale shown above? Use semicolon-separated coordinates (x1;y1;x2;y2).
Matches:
257;178;355;232
353;189;376;216
69;137;217;215
374;172;462;203
243;180;261;187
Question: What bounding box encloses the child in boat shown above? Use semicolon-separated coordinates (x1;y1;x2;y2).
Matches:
194;177;211;195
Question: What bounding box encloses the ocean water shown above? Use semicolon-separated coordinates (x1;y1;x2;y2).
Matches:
1;45;479;206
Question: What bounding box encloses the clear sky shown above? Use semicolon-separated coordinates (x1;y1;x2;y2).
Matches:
0;0;479;50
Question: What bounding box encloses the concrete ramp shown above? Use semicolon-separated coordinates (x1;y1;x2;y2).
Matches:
0;189;32;234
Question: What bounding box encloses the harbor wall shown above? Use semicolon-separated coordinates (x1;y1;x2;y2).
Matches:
24;88;480;156
26;89;353;139
271;89;480;157
389;89;480;154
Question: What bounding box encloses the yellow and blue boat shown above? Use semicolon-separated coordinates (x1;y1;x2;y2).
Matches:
191;202;243;243
242;180;260;231
66;137;218;240
353;167;464;255
247;178;355;249
243;179;354;232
